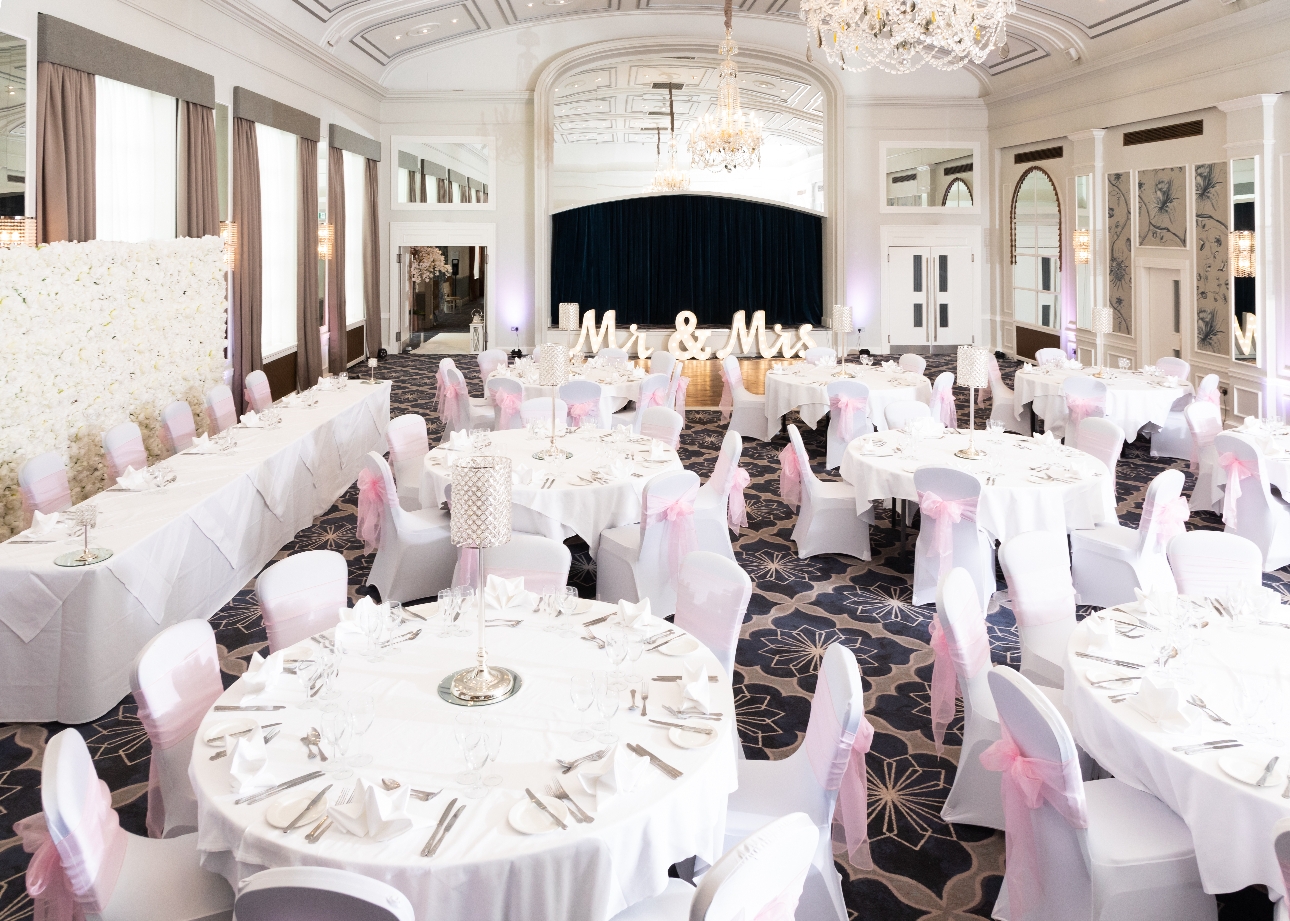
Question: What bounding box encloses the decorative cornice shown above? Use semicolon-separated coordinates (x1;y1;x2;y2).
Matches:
844;95;986;110
1216;93;1282;113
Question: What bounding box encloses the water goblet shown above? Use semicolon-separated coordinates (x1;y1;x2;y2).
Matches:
593;672;620;745
456;586;478;634
560;586;581;617
569;672;595;742
389;600;405;625
603;626;628;689
337;371;349;389
625;628;645;677
319;702;354;778
295;656;321;709
313;646;340;702
357;600;387;660
481;716;504;787
344;694;375;767
460;732;489;799
436;589;459;638
1118;358;1131;372
541;591;561;632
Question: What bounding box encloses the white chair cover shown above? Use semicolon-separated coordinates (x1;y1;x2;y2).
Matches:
898;353;926;374
244;370;272;413
1156;356;1190;379
360;453;456;603
1185;401;1223;512
912;467;995;609
884;400;931;431
999;531;1077;689
521;397;569;426
1194;374;1221;410
785;424;871;561
1213;432;1290;570
1059;376;1107;448
825;380;873;470
1035;348;1066;366
1077;416;1125;494
18;451;73;528
719;355;772;441
802;347;837;366
674;551;750;679
639;406;683;449
664;363;689;426
235;866;414;921
441;365;494;433
386;414;429;511
693;428;743;555
487;377;525;431
453;533;571;595
559;379;605;429
600;347;629;363
102;422;147;486
612;373;672;434
476;349;508;392
988;355;1033;435
205;384;237;435
649;351;675;378
257;550;349;653
160;401;196;456
931;372;958;428
1167;530;1264;597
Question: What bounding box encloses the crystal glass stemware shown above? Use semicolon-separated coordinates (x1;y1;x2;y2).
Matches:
345;694;375;767
593;672;620;745
481;716;503;787
319;703;354;778
569;672;595;742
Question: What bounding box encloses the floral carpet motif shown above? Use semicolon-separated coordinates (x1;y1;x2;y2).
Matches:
0;353;1277;920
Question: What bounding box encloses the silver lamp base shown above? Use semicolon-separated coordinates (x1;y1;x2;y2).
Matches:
532;447;573;461
440;666;522;706
954;446;987;460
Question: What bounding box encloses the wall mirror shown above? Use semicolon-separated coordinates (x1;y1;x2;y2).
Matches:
880;144;977;212
392;137;494;210
1231;156;1256;364
0;32;27;216
1011;167;1061;330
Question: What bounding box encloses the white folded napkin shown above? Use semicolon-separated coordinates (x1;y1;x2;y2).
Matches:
280;393;301;407
116;465;151;491
907;418;944;439
447;430;472;453
1240;417;1266;432
1032;431;1059;447
631;367;646;380
188;433;216;454
615;424;632;438
228;728;275;793
485;573;535;615
681;661;712;712
327;777;413;841
579;743;650;809
513;464;534;486
346;595;390;626
241;650;285;702
26;510;61;538
241;411;264;428
1134;585;1178;620
882;360;898;371
316;377;334;391
1065;359;1082;370
648;440;666;461
618;598;651;629
607;458;632;479
1128;674;1191;730
1083;617;1117;655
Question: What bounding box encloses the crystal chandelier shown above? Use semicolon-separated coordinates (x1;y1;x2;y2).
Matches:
650;129;691;193
801;0;1017;75
689;0;762;172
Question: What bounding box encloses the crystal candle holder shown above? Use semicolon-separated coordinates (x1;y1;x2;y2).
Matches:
955;345;989;460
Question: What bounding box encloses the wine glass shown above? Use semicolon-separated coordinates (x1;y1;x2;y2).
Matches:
593;672;620;745
560;586;581;618
624;628;645;678
460;732;489;799
319;703;354;778
603;627;628;689
481;716;504;787
436;589;459;638
541;591;561;632
344;694;375;767
569;672;595;742
313;646;340;702
1118;358;1131;372
357;601;387;661
388;600;405;626
295;656;321;709
453;713;481;784
457;586;478;635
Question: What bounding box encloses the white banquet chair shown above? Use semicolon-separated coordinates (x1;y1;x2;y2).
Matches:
1156;356;1190;380
521;397;569;427
1076;416;1125;495
16;728;234;921
934;569;1004;830
1059;376;1107;449
1150;358;1194;461
802;346;837;366
825;380;874;470
899;352;926;374
487;377;525;431
719;355;773;441
674;550;751;679
640;406;683;450
1185;400;1223;513
440;365;495;434
597;469;704;614
386;414;429;511
984;667;1215;921
1194;373;1222;412
103;421;148;487
649;351;675;378
912;467;995;610
693;428;743;558
600;347;629;363
453;532;571;595
722;643;870;921
884;400;931;431
930;371;958;428
1213;432;1290;571
1035;347;1066;366
256;550;349;653
18;451;73;527
234;866;413;921
988;355;1033;435
665;363;689;426
784;424;871;561
612;373;670;433
362;453;456;604
999;531;1078;690
613;813;818;921
560;379;606;429
1167;531;1263;598
476;349;508;390
130;620;224;839
243;370;273;413
160;401;197;456
205;384;237;435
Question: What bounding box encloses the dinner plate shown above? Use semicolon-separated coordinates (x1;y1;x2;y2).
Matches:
1218;752;1287;789
669;725;717;749
508;795;569;834
655;635;700;656
265;793;328;829
203;718;256;747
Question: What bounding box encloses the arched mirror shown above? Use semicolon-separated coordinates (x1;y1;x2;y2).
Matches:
941;177;972;207
1012;167;1061;330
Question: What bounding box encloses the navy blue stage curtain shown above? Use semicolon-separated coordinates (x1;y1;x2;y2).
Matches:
550;194;822;327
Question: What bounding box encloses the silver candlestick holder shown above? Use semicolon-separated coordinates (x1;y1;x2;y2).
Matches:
534;343;573;461
54;504;112;567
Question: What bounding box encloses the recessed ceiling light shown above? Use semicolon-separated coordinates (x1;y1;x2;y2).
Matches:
754;80;774;88
543;0;571;5
451;18;458;22
410;23;440;35
568;81;584;89
394;34;402;39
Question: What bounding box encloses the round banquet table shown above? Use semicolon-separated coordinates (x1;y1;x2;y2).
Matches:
1012;365;1192;444
419;428;683;554
763;362;931;434
192;602;738;921
1063;606;1290;902
488;367;642;419
838;429;1116;541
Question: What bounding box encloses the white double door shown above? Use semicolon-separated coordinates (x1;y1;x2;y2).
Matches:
884;246;975;348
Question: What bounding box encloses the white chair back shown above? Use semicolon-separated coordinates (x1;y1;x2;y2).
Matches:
18;451;73;524
600;347;629;363
234;866;415;921
256;550;349;652
205;384;237;435
802;346;836;366
1274;819;1290;905
487;377;525;430
674;551;751;678
1156;356;1190;380
786;424;823;498
899;352;926;374
459;533;572;594
1076;416;1124;490
636;469;703;610
720;354;746;393
559;379;604;429
885;400;931;431
476;349;508;388
102;421;147;484
639;406;683;449
442;366;473;434
794;643;867;834
914;467;994;610
244;369;273;412
931;371;958;428
1061;376;1107;448
1136;468;1188;556
521;397;568;426
1185;401;1222;456
1035;347;1066;366
691;813;819;921
665;362;689;423
650;351;676;377
386;414;429;496
1214;431;1286;559
825;380;873;469
935;568;997;724
637;372;672;413
1195;373;1221;409
160;400;196;455
1167;531;1263;597
707;428;743;499
999;531;1076;689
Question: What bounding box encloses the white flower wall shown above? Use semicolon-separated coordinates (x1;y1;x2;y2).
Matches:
0;237;228;538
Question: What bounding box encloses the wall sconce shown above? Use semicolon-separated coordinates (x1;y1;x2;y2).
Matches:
219;221;237;270
1231;231;1256;278
1073;229;1090;265
0;216;37;249
318;223;334;260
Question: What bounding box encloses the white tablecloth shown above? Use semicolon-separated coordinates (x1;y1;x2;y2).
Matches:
420;429;682;554
192;602;738;921
839;430;1116;542
1013;367;1191;443
489;369;642;419
1064;610;1290;900
763;363;931;434
0;383;390;723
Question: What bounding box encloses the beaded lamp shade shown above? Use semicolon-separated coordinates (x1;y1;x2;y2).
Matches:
449;456;512;549
559;303;580;331
538;343;570;386
831;304;851;333
1092;305;1113;334
956;345;988;389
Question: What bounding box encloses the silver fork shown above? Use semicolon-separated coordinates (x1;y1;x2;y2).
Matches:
306;782;353;843
556;747;610;774
380;778;440;801
663;704;722;720
545;779;594;824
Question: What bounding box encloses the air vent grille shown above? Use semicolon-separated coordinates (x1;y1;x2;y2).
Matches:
892;173;917;184
1014;146;1063;164
944;162;973;176
1123;120;1203;146
651;82;685;90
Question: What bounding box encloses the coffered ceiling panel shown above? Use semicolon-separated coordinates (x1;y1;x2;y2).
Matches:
1022;0;1192;37
555;69;616;98
292;0;364;21
499;0;618;26
982;33;1047;75
350;3;487;64
556;98;615;116
626;65;712;87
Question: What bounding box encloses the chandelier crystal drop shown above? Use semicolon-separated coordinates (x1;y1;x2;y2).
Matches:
688;0;763;172
801;0;1017;75
650;130;691;193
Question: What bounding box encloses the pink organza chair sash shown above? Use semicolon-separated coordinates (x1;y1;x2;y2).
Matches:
726;466;751;532
1198;387;1221;407
262;575;347;651
1141;493;1189;551
918;491;979;579
640;421;677;448
644;387;667;409
643;485;699;581
162;412;195;454
1066;395;1102;432
719;368;735;422
672;375;689;418
439;376;464;429
357;468;391;552
244;379;271;412
751;867;810;921
803;676;875;868
1010;577;1076;629
829;395;869;443
493;390;522;428
1218;452;1257;527
567;400;598;427
929;615;989;753
779;446;803;510
16;778;128;920
931;387;957;428
979;727;1088;917
105;441;147;481
20;470;72;524
209;394;235;434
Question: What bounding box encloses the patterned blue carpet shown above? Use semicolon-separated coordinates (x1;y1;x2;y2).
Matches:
0;352;1278;920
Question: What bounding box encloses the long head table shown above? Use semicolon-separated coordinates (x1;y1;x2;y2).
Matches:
0;382;390;723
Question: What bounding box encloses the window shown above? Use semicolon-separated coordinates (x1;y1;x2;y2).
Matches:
344;150;365;326
96;76;176;241
1011;168;1061;330
256;122;298;359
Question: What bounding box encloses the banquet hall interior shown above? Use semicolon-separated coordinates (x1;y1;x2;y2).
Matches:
3;1;1290;920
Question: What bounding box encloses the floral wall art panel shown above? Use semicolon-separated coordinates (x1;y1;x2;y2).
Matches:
1194;162;1230;356
0;238;228;538
1137;166;1188;248
1107;172;1134;334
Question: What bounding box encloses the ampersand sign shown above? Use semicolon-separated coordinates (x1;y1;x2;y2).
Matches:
668;311;712;360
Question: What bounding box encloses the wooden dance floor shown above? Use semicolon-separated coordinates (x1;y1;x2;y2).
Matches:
639;357;798;408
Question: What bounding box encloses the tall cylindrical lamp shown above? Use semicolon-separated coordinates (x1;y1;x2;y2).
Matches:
445;456;518;704
954;345;989;459
1092;305;1112;374
559;302;581;331
536;343;572;460
831;304;851;363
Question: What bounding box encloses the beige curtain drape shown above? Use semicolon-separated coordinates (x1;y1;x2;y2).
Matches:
364;156;381;358
231;117;262;416
326;146;347;373
297;137;323;392
36;62;95;243
180;101;219;238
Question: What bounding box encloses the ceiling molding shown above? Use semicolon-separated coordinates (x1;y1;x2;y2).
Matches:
381;89;534;102
844;95;985;110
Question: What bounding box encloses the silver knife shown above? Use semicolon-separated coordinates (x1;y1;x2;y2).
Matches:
645;633;682;652
1171;740;1240;754
1074;652;1144;669
652;675;719;682
234;770;325;805
207;723;282;746
215;705;287;711
649;718;714;736
421;797;458;857
283;784;332;834
1256;756;1280;787
628;743;682;778
428;804;467;857
525;787;568;831
210;727;280;761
